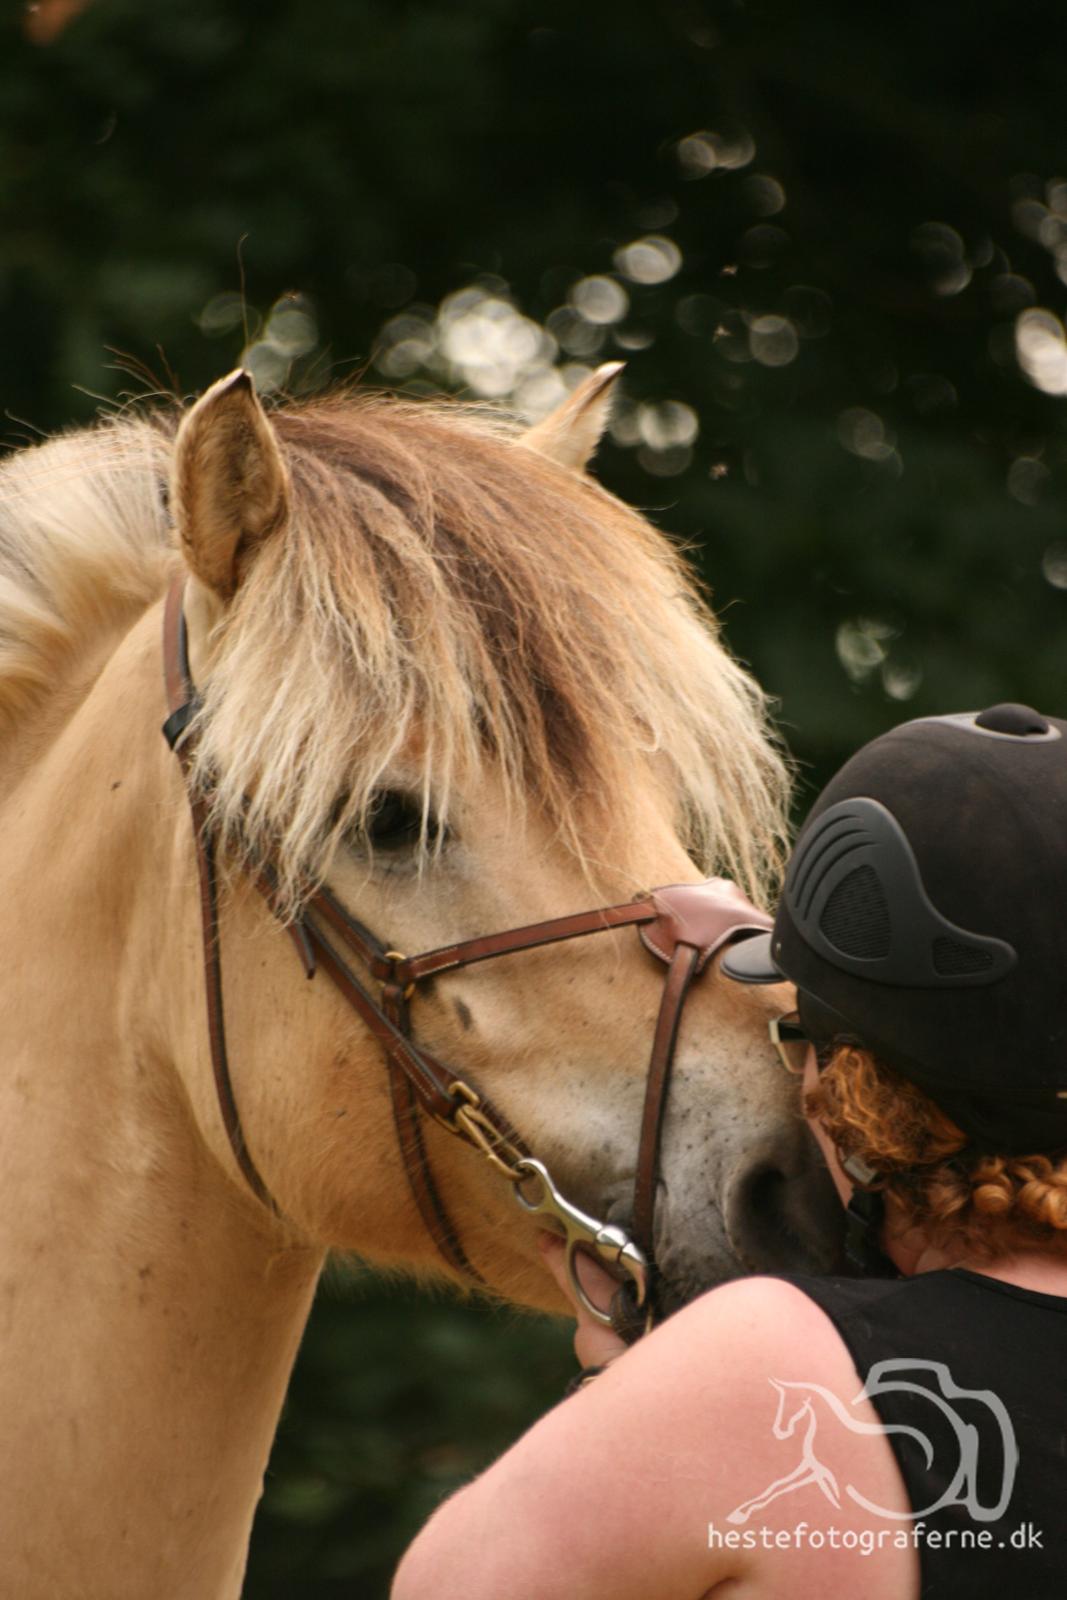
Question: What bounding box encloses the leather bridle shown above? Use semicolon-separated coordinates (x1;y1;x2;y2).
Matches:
161;577;772;1334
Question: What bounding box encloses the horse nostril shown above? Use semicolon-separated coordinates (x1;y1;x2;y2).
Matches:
725;1144;842;1273
748;1164;786;1223
731;1162;787;1267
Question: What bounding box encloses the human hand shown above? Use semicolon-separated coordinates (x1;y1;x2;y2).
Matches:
537;1233;631;1369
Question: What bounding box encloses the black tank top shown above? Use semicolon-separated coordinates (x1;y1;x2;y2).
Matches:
778;1270;1067;1598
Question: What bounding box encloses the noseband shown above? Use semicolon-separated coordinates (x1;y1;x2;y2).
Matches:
161;579;772;1334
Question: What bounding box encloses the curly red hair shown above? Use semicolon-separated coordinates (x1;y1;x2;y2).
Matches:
806;1044;1067;1258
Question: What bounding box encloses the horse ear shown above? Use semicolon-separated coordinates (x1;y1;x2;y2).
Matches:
518;361;623;472
172;369;289;600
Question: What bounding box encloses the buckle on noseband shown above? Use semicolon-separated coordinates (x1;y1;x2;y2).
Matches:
382;950;416;1003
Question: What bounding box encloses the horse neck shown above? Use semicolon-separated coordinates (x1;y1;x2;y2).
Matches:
0;603;323;1600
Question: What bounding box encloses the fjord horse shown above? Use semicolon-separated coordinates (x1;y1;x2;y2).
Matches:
0;367;834;1595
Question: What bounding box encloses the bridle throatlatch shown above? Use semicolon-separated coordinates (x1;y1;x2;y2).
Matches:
161;578;772;1338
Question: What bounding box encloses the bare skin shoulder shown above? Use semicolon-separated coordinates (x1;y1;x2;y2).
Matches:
391;1275;918;1600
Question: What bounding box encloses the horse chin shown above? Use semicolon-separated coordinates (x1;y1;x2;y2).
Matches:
653;1228;847;1322
613;1156;846;1323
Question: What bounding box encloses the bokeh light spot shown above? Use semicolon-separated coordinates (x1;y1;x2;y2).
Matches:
910;222;971;296
241;293;319;394
882;660;923;701
636;400;699;450
835;617;897;684
676;129;756;177
375;311;436;379
748;315;798;367
373;284;561;415
513;368;569;419
1041;542;1067;589
608;402;641;448
1015;307;1067;394
613;236;683;285
837;407;898;464
638;444;692;477
546;306;605;357
568;275;629;325
243;342;289;395
265;296;317;357
1013;197;1049;241
742;174;786;216
612;326;655;350
438;293;551;397
198;291;247;336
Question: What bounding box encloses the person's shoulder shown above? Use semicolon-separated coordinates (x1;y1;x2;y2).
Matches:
633;1273;850;1384
560;1272;910;1591
390;1274;911;1600
582;1273;863;1455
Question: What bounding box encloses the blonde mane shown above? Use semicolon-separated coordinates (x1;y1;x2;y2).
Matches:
0;418;174;719
0;392;789;907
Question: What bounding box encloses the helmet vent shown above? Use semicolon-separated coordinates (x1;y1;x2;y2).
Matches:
932;936;995;977
784;797;1017;988
818;865;891;959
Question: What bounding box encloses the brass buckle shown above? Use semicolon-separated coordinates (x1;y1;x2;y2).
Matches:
382;950;416;1003
442;1080;526;1181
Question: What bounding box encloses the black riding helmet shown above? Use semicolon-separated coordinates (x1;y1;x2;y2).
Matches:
722;703;1067;1156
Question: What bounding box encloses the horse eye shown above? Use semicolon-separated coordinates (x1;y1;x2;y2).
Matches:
363;790;438;852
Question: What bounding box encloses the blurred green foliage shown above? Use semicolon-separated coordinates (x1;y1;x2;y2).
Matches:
4;0;1067;1592
243;1270;572;1599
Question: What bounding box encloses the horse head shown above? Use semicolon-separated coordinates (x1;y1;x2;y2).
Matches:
158;367;839;1312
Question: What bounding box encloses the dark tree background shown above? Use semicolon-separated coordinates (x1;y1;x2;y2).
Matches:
4;2;1067;1592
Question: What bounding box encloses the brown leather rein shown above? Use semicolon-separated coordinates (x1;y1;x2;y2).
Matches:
161;577;772;1333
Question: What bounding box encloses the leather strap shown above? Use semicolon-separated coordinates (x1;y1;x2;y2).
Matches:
162;582;277;1212
189;794;279;1212
306;881;390;974
632;943;699;1258
383;901;659;985
380;981;489;1284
